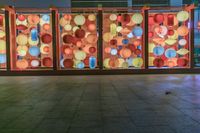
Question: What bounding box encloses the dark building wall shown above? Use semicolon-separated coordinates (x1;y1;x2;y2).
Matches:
183;0;196;4
132;0;169;6
0;0;71;8
72;0;127;7
71;0;194;7
0;0;195;8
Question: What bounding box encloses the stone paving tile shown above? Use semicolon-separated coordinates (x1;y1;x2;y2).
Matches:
70;119;102;128
135;126;175;133
171;125;200;133
0;75;200;133
0;129;24;133
103;123;136;133
102;116;136;133
32;118;70;133
68;127;103;133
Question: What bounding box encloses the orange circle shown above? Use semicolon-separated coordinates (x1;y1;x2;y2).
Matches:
43;46;49;52
63;14;72;21
133;40;141;47
109;58;119;68
177;26;189;36
16;59;29;69
76;41;82;47
104;47;111;54
88;23;96;31
43;23;50;31
64;48;73;55
120;48;132;58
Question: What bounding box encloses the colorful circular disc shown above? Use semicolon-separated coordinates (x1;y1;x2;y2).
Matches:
153;58;164;67
165;49;177;58
74;15;86;25
177;11;189;22
132;13;143;24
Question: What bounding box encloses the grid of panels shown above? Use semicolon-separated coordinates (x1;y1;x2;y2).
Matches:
58;13;98;69
148;11;190;68
103;12;144;69
12;13;53;70
0;8;198;73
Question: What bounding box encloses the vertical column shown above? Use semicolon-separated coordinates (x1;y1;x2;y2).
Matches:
190;9;195;68
5;6;15;71
144;9;149;69
5;9;11;71
98;8;103;70
9;8;16;70
51;8;58;71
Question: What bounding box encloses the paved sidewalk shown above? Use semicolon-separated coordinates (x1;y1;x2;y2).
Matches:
0;75;200;133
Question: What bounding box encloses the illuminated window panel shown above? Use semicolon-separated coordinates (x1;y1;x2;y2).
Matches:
0;14;6;70
103;12;144;69
13;13;53;70
59;13;98;69
194;9;200;67
148;11;190;68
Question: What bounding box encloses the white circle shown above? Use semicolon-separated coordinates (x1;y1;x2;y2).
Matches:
109;14;117;21
179;39;187;46
31;60;40;67
111;48;118;55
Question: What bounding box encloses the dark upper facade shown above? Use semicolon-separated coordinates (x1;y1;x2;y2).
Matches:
0;0;195;8
0;0;70;8
72;0;194;7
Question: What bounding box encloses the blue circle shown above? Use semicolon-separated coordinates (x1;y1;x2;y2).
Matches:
132;26;143;37
77;62;85;69
89;56;96;69
110;48;118;55
122;39;129;44
42;15;50;22
29;46;40;57
165;49;176;58
31;29;38;41
0;54;6;64
153;46;164;56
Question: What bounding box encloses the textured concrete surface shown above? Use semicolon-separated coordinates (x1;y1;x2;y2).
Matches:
0;75;200;133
